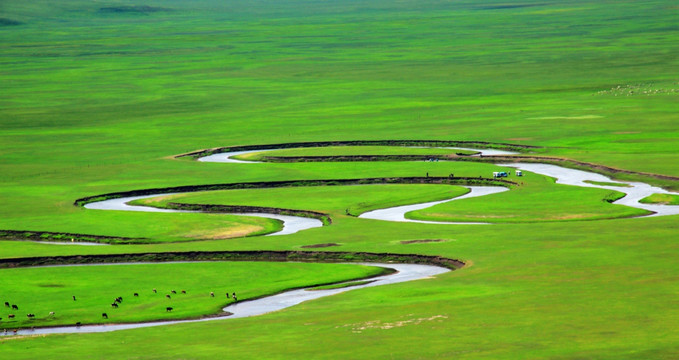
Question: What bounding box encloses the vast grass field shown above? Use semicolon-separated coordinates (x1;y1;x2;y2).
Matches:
0;262;385;328
232;146;477;160
133;184;471;216
1;0;678;358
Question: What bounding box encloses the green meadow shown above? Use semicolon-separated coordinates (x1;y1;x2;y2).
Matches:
0;262;384;328
640;193;679;205
1;0;678;358
133;184;471;216
233;146;477;160
407;174;649;222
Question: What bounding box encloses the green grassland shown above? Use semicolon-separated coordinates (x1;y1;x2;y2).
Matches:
640;193;679;205
1;0;679;358
1;209;283;244
133;184;470;216
233;146;477;160
133;175;649;223
0;262;384;329
407;172;649;222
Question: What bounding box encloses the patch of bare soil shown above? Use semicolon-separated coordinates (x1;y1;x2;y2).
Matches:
337;314;448;333
400;239;445;244
301;243;340;248
182;225;264;240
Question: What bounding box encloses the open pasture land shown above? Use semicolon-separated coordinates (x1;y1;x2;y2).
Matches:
0;262;384;328
231;146;478;161
1;0;679;358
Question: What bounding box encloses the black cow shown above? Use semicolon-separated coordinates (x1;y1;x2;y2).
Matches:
171;290;177;294
166;294;171;299
166;307;173;312
26;314;35;319
102;313;108;319
8;314;15;319
72;295;76;301
111;303;118;308
75;322;81;327
181;290;186;294
4;302;9;307
133;293;139;297
11;305;18;310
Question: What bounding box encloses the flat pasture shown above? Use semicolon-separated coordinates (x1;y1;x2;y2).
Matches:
1;0;678;358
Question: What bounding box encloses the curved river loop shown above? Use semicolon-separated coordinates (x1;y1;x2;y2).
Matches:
3;262;449;337
6;143;678;336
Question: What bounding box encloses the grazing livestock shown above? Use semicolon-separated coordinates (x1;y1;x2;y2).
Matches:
8;314;15;319
166;307;173;312
4;302;9;307
181;290;186;294
72;295;76;301
133;293;139;297
226;293;229;298
49;311;55;316
111;303;118;308
153;288;157;293
26;314;35;319
11;305;18;310
102;313;108;319
210;292;214;297
171;290;177;294
115;296;123;303
233;295;237;302
166;294;171;299
75;322;81;327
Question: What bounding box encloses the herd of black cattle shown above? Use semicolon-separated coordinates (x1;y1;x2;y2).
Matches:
1;289;237;332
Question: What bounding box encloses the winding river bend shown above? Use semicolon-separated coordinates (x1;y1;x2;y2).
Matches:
2;262;449;336
82;147;523;237
502;163;679;217
360;186;509;224
7;143;678;336
198;147;679;220
85;194;323;236
80;147;679;240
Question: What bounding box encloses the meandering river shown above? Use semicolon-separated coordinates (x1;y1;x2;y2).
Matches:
1;262;449;336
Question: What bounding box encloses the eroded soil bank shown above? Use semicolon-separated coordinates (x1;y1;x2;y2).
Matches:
177;140;540;159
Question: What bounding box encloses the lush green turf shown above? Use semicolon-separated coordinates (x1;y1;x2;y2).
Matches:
0;262;384;329
134;175;649;223
640;193;679;205
133;184;470;216
233;146;476;160
1;210;283;244
1;0;678;358
407;171;649;222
